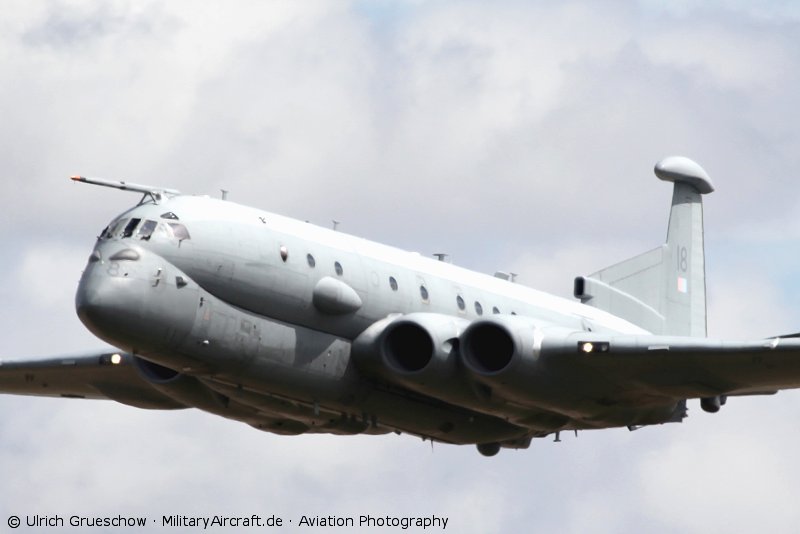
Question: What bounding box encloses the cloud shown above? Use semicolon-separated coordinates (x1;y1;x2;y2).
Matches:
635;397;800;533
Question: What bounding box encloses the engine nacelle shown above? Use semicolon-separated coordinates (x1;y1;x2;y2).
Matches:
132;356;266;425
133;356;230;409
353;314;587;433
352;312;470;394
461;315;542;376
460;315;578;402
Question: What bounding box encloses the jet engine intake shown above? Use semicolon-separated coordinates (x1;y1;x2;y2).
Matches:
353;313;469;394
460;316;586;407
134;356;182;383
382;321;433;372
132;356;265;425
460;315;541;377
133;356;227;410
381;313;468;375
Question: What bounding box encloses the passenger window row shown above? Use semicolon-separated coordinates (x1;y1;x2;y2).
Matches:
297;248;513;316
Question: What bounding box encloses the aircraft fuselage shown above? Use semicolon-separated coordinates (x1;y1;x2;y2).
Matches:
74;194;680;449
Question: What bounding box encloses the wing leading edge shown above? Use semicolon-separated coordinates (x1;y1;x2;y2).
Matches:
0;351;184;410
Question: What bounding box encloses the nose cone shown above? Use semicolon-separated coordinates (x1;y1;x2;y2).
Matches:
75;262;145;346
75;244;200;355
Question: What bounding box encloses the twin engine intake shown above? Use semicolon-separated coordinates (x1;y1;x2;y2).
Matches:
352;312;573;402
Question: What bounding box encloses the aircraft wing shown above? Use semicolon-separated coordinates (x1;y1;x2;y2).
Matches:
0;351;389;437
551;334;800;400
6;336;800;432
0;351;184;410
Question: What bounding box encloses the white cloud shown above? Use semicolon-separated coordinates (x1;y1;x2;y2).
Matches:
13;242;88;309
636;398;800;533
641;21;796;91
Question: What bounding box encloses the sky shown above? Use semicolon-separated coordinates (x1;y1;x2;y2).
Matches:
2;0;800;532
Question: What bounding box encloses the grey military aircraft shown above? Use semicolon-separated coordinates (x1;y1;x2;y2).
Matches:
3;156;800;456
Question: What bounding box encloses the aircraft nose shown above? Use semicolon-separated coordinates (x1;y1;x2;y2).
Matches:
75;261;145;346
74;245;200;353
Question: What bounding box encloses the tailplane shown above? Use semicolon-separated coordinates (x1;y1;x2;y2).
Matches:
574;156;714;336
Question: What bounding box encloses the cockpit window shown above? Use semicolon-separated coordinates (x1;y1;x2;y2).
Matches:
161;212;179;220
122;218;141;238
137;220;158;240
102;218;128;239
167;222;191;240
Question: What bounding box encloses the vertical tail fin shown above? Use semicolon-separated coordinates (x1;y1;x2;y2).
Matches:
658;157;714;336
574;156;714;336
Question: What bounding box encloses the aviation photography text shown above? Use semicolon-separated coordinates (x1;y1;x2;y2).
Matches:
8;513;450;531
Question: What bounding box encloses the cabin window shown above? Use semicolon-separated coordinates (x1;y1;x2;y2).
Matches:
122;218;141;238
389;277;398;291
420;285;429;302
307;254;316;268
475;301;483;315
167;223;191;241
279;245;289;262
456;295;465;311
492;306;500;314
511;311;517;316
137;220;158;240
334;261;343;276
